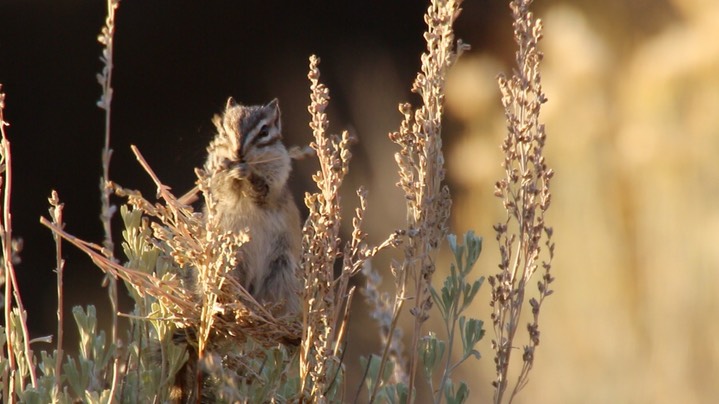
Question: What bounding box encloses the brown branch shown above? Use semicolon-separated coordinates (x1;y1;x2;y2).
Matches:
0;85;38;391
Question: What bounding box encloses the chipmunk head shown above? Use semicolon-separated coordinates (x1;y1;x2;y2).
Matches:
205;98;291;197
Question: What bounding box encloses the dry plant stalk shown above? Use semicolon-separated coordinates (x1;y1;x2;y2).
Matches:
299;55;400;401
0;86;38;401
96;1;121;398
47;191;65;395
97;0;120;330
97;1;119;257
490;1;555;402
299;55;348;400
368;0;468;401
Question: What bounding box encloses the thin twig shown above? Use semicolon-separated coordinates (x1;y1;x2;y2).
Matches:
48;191;65;394
0;86;38;390
130;145;180;206
367;293;406;404
0;85;13;404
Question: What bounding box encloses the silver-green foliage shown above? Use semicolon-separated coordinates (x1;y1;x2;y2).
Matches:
423;231;485;404
360;231;485;404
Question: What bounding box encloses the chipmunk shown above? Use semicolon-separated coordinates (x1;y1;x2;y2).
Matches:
172;98;301;403
204;97;301;313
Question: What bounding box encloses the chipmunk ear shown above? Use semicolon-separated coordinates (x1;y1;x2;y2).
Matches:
211;114;223;132
266;98;281;128
226;97;237;109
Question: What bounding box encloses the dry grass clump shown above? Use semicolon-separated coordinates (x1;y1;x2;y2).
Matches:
48;146;302;344
41;144;305;401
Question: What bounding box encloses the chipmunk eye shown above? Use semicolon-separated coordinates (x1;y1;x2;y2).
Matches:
250;123;280;148
257;125;270;140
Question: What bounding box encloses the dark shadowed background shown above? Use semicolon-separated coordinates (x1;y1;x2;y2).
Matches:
0;1;507;401
0;0;504;336
3;1;717;403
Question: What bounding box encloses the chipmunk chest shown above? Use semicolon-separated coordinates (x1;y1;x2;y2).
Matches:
217;199;286;266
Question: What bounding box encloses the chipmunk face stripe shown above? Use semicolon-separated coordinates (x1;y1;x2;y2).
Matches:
242;100;282;153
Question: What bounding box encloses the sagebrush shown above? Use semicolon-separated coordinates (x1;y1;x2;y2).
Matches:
0;0;553;403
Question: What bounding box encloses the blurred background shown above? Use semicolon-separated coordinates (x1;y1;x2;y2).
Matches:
1;0;718;402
